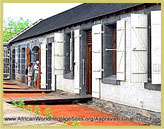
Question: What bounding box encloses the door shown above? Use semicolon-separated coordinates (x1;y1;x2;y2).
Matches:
26;47;31;85
86;30;92;94
37;48;41;88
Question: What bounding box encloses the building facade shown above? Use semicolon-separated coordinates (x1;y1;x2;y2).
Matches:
9;3;161;113
3;42;10;79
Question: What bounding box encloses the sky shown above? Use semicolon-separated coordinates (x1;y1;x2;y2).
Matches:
3;3;82;24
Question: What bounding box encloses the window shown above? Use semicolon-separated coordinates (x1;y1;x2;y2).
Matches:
18;46;20;74
21;48;26;82
64;31;74;79
112;24;116;75
102;23;119;84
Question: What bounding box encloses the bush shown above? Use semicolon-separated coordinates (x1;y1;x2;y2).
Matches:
18;99;25;109
34;106;41;115
12;100;17;106
27;105;32;111
45;108;53;118
71;121;80;126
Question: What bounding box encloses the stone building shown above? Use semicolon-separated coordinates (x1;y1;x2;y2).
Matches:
8;3;161;116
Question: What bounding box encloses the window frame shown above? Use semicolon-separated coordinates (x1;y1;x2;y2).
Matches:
63;31;74;79
102;23;120;85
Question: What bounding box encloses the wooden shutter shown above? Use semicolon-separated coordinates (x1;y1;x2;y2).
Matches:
92;24;102;78
151;11;161;84
92;24;102;98
37;48;41;88
74;29;80;94
70;30;74;72
51;42;56;90
54;33;64;75
116;19;126;80
131;14;148;83
26;47;31;67
41;43;47;88
26;47;31;85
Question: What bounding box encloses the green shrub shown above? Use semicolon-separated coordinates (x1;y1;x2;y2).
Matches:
34;106;41;115
18;99;25;109
71;121;80;126
62;120;67;124
12;100;17;106
27;105;32;111
45;108;53;118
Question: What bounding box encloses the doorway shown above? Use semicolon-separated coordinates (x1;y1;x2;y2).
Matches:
32;46;41;89
86;30;92;94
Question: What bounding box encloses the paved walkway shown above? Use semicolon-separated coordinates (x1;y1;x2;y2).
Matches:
3;80;65;126
3;102;65;126
3;80;52;93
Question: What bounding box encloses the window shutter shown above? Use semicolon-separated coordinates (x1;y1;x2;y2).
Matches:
54;33;64;75
26;47;31;67
116;19;126;80
92;24;102;98
92;24;102;78
70;30;74;72
131;14;148;83
74;29;80;94
41;43;47;88
38;48;41;88
51;42;55;90
151;11;161;84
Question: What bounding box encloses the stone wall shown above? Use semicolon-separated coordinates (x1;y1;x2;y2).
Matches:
86;98;161;125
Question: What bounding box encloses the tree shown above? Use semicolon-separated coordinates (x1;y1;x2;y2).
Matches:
3;17;31;42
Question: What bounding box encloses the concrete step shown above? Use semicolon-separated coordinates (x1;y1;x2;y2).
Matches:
3;89;53;93
4;95;92;105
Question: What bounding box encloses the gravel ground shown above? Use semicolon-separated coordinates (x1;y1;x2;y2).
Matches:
3;102;65;126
